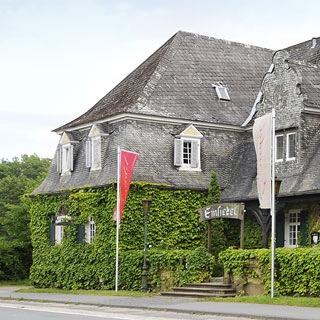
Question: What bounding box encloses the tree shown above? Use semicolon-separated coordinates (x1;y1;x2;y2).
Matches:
206;170;226;256
207;170;221;204
0;155;50;279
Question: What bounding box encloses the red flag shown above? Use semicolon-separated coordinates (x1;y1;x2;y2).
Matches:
114;149;139;221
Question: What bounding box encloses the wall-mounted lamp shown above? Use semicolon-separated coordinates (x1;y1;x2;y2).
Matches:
275;178;282;196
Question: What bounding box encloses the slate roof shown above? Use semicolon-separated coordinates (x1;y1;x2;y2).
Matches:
285;37;320;108
54;31;273;132
286;37;320;65
223;37;320;202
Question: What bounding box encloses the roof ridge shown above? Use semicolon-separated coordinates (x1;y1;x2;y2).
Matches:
131;32;183;111
284;37;320;51
175;30;273;52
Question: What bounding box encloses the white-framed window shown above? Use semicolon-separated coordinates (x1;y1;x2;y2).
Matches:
275;134;284;162
86;124;104;171
56;132;77;175
212;83;230;101
284;210;300;248
174;125;202;171
286;132;296;161
53;215;71;244
174;137;201;171
86;137;102;170
85;217;96;244
183;141;192;165
55;224;64;244
61;144;73;174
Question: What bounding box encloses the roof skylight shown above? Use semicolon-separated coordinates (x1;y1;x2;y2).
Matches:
212;83;230;101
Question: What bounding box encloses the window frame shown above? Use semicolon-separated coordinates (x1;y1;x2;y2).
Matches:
85;217;96;244
286;132;296;161
91;136;102;171
61;143;72;175
54;215;70;245
213;83;230;101
179;137;201;171
275;134;284;162
285;210;300;248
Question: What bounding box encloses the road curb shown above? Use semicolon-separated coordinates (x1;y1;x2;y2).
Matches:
0;296;311;320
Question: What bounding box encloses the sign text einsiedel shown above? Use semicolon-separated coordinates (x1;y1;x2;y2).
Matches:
199;203;245;221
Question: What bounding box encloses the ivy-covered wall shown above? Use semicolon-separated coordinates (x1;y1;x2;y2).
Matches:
29;183;263;290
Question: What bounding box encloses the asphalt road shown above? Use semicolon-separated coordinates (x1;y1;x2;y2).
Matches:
0;301;254;320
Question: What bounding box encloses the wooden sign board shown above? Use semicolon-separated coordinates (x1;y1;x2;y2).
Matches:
199;203;245;221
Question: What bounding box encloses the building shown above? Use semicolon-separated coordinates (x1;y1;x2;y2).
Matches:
32;31;320;284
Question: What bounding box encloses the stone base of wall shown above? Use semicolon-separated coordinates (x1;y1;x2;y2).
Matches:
224;259;265;296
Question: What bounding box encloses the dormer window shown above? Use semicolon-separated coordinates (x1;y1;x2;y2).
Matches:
86;137;101;170
56;132;77;175
61;144;73;173
174;125;202;171
212;83;230;101
86;124;107;171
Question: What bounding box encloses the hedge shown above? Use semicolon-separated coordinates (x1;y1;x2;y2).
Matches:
0;239;26;280
219;247;320;296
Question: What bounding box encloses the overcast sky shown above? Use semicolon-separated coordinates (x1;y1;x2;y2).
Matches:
1;0;320;160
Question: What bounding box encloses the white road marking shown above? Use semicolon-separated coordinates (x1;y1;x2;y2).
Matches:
0;302;172;319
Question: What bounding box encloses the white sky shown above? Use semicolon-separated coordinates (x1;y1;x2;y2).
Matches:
1;0;320;159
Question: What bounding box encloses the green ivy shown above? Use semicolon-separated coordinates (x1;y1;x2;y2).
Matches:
29;184;262;290
219;247;320;296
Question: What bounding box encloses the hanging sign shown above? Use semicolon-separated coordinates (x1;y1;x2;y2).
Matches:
199;203;245;221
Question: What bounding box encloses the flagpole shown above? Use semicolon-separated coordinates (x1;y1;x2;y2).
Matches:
115;145;121;292
271;108;276;298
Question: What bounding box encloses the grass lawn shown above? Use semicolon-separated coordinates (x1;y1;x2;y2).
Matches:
17;287;157;297
14;287;320;308
206;295;320;308
0;279;30;287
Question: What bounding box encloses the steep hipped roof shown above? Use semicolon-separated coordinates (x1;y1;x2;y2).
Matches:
54;31;273;132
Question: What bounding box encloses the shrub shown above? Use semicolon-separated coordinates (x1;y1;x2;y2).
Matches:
219;247;320;296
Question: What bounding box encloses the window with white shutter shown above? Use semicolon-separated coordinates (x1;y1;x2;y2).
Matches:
91;137;102;170
85;217;96;244
56;146;62;173
85;139;92;168
174;125;202;171
61;144;73;174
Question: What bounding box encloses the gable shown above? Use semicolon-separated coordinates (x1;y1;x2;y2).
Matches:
59;132;72;145
88;124;105;138
179;124;203;138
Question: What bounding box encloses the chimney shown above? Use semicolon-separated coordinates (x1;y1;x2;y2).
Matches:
311;38;317;49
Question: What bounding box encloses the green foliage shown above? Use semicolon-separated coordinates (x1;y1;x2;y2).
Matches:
219;247;320;296
207;171;221;204
205;171;262;255
0;155;50;280
30;184;254;290
29;183;264;290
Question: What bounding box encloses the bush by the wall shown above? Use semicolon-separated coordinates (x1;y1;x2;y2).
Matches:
219;247;320;296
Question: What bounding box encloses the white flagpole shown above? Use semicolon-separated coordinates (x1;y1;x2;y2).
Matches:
271;108;276;298
115;146;121;292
